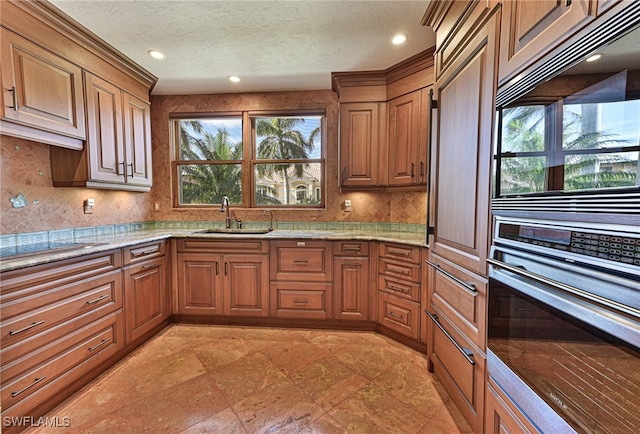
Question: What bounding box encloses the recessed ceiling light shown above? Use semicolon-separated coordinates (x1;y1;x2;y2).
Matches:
228;75;241;83
392;34;407;45
586;53;603;62
147;50;165;60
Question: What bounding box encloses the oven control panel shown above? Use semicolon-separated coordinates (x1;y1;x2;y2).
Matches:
497;222;640;266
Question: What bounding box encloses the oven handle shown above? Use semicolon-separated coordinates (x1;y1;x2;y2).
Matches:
426;260;478;295
425;310;475;365
487;257;640;320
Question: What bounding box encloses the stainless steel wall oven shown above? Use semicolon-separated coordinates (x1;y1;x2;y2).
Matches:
488;217;639;433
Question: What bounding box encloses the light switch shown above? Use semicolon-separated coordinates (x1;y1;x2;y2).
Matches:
84;198;95;214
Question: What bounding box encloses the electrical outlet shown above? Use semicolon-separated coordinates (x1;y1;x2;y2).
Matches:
154;201;160;211
344;199;352;212
84;198;95;214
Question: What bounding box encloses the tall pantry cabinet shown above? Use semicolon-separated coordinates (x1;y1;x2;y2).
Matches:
422;2;500;433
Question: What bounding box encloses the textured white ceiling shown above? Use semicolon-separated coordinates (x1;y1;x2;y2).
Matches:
49;0;435;95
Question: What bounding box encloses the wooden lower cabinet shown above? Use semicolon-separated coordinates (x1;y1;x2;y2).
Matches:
428;307;485;433
378;292;420;340
486;378;537;434
270;281;333;320
223;254;269;317
334;241;370;321
177;253;223;316
123;256;168;343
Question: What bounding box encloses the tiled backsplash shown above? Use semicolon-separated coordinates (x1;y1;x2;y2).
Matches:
0;220;426;257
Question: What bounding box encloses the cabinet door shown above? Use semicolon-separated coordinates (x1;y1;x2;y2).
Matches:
177;253;223;316
498;0;593;85
388;92;420;186
124;257;168;343
223;254;269;317
84;72;125;184
334;257;369;321
486;381;535;434
339;102;381;187
122;92;152;187
432;12;498;276
0;28;85;141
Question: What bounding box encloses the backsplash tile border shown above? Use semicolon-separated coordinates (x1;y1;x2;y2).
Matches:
0;220;426;253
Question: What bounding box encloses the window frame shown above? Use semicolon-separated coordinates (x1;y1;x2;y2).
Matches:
171;110;326;209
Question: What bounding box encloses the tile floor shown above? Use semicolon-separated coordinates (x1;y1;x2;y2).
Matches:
32;325;473;434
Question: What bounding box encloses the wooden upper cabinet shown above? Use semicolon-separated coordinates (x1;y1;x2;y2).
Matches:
0;28;85;149
122;92;152;187
432;10;498;277
388;92;420;186
50;73;153;192
498;0;594;85
339;102;382;188
85;72;125;184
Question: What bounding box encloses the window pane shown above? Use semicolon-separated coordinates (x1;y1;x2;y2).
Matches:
501;106;546;153
564;151;638;191
563;100;640;151
255;116;321;160
254;162;322;205
500;156;547;195
179;118;242;160
178;164;242;205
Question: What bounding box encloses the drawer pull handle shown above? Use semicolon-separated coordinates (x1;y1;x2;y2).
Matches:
343;246;361;253
215;261;219;276
426;310;475;365
388;311;404;320
293;260;308;265
86;294;109;305
142;263;159;270
127;162;134;178
135;248;158;257
8;86;18;110
9;320;45;336
426;260;478;295
11;376;46;397
387;248;409;257
388;267;409;276
388;284;409;293
345;262;361;267
293;299;308;304
89;338;111;352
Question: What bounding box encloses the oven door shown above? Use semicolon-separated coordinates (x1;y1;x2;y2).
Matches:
487;247;640;434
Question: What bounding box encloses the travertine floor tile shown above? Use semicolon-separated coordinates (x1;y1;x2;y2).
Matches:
30;325;471;434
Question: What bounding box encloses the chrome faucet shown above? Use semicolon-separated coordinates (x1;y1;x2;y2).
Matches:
262;209;274;232
220;196;231;229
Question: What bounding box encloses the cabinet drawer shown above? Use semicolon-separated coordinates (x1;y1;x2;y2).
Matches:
123;240;166;265
379;242;420;264
0;250;121;299
378;292;420;340
271;241;332;281
334;241;369;257
177;239;267;254
428;307;485;433
270;282;332;320
378;274;420;301
378;258;420;283
0;271;122;363
428;254;487;349
1;311;124;416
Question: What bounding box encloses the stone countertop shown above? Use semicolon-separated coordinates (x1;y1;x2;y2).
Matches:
0;228;428;272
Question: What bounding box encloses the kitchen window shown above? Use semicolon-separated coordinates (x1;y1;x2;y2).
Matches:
494;71;640;197
172;111;324;208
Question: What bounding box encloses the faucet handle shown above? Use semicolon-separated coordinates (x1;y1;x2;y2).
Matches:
236;219;242;229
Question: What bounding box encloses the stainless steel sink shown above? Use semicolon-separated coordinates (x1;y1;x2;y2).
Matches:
196;228;272;234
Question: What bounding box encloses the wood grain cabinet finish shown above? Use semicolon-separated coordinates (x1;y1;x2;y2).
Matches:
334;241;370;321
427;253;487;351
431;8;498;277
498;0;594;86
0;27;86;149
376;242;422;340
485;378;537;434
50;72;153;192
270;240;333;319
0;250;124;424
124;256;168;344
176;239;269;317
429;307;485;434
339;102;383;188
388;89;432;186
